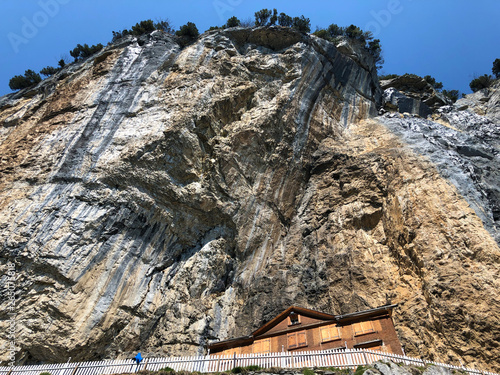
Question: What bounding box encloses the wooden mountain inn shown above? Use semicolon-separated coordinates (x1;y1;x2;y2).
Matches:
207;305;403;355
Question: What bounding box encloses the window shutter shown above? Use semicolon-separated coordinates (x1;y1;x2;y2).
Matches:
362;321;374;333
331;326;340;339
353;321;374;335
222;348;240;355
322;325;340;342
253;340;262;353
297;331;307;347
263;338;270;352
262;338;270;352
288;331;307;349
288;333;297;349
254;338;270;353
320;326;330;342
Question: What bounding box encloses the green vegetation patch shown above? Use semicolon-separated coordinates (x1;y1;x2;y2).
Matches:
158;367;175;372
354;365;368;375
9;69;41;90
70;43;104;62
313;23;383;69
493;58;500;78
470;74;494;92
324;367;351;375
230;365;263;374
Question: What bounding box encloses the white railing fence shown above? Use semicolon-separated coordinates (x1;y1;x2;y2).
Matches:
0;349;497;375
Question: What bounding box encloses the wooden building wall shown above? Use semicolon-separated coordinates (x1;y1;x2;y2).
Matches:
216;313;402;356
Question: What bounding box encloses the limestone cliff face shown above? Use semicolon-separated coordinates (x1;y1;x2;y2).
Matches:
454;80;500;123
0;27;499;372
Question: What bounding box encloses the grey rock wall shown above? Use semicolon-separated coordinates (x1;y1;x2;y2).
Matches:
383;88;432;118
0;28;380;363
378;107;500;243
455;80;500;123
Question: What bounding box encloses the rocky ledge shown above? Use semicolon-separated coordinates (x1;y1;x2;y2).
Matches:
380;74;452;117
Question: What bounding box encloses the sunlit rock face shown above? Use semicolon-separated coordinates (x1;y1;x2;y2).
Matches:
454;80;500;123
0;27;499;372
380;74;452;117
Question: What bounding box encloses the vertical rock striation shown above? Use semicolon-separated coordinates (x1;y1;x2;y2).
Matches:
0;27;498;372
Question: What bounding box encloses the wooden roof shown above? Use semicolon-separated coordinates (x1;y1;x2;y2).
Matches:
251;306;336;337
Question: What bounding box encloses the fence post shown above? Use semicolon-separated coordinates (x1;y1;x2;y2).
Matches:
143;359;148;371
216;357;221;373
362;350;369;366
233;352;237;370
6;368;13;375
69;364;79;375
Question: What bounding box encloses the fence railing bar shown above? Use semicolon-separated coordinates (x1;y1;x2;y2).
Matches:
3;349;498;375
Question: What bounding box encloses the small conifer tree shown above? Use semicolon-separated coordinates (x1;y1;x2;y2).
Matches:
226;16;241;28
269;9;278;25
278;13;293;27
9;69;42;90
131;20;155;35
176;22;199;39
292;16;311;33
442;89;460;102
493;58;500;79
469;74;494;92
155;19;174;34
254;9;272;26
424;75;443;91
40;66;59;77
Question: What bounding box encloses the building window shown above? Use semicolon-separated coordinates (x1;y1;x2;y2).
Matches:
288;312;301;326
320;324;341;343
287;331;307;349
253;338;271;353
353;339;384;352
353;321;375;336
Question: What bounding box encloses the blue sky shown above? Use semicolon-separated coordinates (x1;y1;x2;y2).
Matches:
0;0;499;97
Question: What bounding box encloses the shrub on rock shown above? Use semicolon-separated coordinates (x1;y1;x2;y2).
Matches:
40;66;59;77
269;9;278;26
226;16;241;28
254;9;272;26
278;12;293;27
442;89;460;102
9;69;41;90
70;43;104;61
424;75;443;91
292;16;311;33
493;58;500;79
470;74;494;92
176;22;199;39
